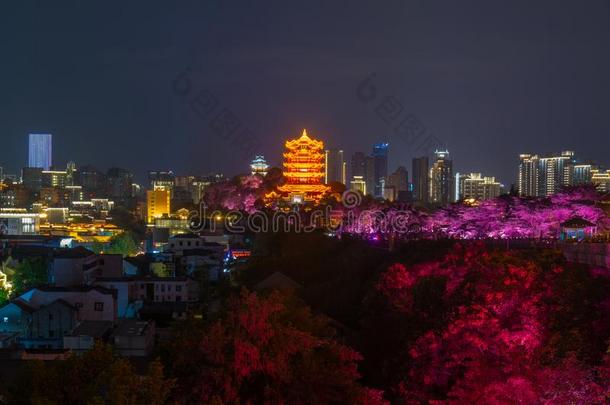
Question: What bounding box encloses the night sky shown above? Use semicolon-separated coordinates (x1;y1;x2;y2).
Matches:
1;1;609;185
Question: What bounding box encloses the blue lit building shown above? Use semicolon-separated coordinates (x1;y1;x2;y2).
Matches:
28;133;52;170
372;142;389;198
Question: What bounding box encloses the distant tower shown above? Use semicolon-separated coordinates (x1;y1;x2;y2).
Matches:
538;151;575;196
372;143;389;198
351;152;366;177
250;155;269;176
429;150;453;205
28;133;52;170
518;154;539;197
324;149;346;184
412;156;429;204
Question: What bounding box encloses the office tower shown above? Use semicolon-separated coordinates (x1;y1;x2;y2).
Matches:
174;175;195;189
149;171;175;193
429;150;453;205
518;154;539;197
364;156;376;197
147;188;171;223
350;175;366;195
76;166;107;193
457;173;502;201
325;149;346;184
351;152;367;178
412;156;429;204
28;133;52;170
573;164;593;185
66;161;76;186
42;169;69;188
538;151;575;196
250;156;269;176
190;179;211;204
21;167;43;192
372;143;389;198
107;168;134;199
591;168;610;193
386;166;409;201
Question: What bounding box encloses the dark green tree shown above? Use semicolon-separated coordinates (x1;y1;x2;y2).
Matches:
0;286;9;305
11;258;48;295
105;232;139;256
7;343;174;404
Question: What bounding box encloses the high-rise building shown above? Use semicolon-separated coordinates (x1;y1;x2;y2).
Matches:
76;166;107;193
350;175;366;195
591;168;610;193
429;150;453;205
412;156;429;204
573;164;593;185
457;173;502;201
351;152;367;178
519;151;576;197
364;156;375;197
147;188;171;223
149;171;175;192
386;166;409;201
518;154;540;197
539;151;575;196
107;168;134;199
250;156;269;176
42;169;68;188
372;143;389;198
28;133;52;170
325;149;346;184
21;167;43;192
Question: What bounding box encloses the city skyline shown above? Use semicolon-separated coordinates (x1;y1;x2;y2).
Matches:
4;131;609;195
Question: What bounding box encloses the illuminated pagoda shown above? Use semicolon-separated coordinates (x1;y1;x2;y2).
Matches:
250;155;269;176
276;129;330;203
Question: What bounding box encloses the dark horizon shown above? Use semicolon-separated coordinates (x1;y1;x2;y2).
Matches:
2;1;610;185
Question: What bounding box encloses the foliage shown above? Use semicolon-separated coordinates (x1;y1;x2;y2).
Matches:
11;257;48;296
150;262;170;277
6;343;174;404
362;243;610;403
104;232;139;256
164;289;386;404
339;185;609;240
203;174;264;213
0;286;9;305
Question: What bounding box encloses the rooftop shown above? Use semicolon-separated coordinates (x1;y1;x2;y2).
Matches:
114;319;152;337
67;320;114;337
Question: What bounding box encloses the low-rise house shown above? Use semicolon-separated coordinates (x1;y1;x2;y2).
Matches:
181;248;223;281
0;298;78;349
63;320;114;354
49;246;122;287
0;332;19;348
0;286;116;348
166;233;205;256
93;276;198;318
9;286;117;323
254;272;301;292
123;255;155;276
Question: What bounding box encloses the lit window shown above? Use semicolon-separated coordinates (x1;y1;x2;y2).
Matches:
3;317;8;323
